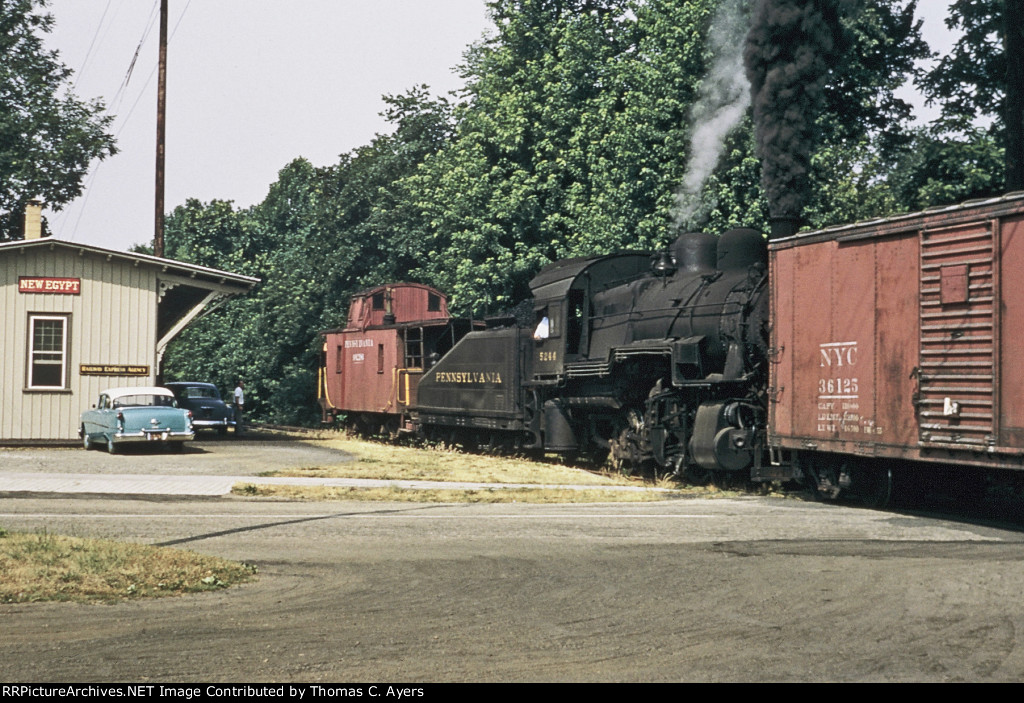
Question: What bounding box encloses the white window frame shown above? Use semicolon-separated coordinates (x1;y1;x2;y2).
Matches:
27;314;69;390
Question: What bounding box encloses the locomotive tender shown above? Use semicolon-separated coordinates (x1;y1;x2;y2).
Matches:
322;193;1024;504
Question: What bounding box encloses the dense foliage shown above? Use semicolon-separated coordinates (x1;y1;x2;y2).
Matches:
161;0;1017;425
0;0;117;240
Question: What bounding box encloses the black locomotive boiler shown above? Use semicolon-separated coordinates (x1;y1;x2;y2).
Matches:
414;227;772;479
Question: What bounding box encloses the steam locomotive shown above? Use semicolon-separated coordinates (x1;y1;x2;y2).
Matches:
321;193;1024;505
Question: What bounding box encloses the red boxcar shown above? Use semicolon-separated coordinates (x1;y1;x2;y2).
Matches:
769;193;1024;490
318;283;479;433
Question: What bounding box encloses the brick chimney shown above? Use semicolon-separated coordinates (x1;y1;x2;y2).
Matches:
24;200;42;240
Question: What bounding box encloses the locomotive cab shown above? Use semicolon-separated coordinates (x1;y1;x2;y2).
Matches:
528;253;652;383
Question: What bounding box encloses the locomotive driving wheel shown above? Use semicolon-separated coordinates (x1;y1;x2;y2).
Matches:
609;408;656;477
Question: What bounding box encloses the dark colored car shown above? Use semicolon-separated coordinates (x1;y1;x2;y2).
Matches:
164;382;235;435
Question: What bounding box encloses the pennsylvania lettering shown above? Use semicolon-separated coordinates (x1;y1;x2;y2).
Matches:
434;370;502;384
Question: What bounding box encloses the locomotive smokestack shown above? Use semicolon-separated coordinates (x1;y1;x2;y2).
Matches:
769;216;801;241
744;0;851;225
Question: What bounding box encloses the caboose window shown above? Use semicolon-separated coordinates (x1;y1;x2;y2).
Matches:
428;293;441;312
372;292;386;310
378;343;385;374
336;345;343;373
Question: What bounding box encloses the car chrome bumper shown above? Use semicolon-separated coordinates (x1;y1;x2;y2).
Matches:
192;418;234;429
114;430;195;443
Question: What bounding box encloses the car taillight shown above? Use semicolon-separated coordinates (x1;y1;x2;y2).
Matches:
116;411;124;429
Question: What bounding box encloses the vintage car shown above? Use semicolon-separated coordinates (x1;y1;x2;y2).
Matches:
80;386;195;453
164;381;235;434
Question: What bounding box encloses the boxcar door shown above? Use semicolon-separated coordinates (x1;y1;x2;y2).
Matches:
917;221;997;450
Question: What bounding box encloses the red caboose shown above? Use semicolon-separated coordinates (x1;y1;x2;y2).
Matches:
318;283;479;434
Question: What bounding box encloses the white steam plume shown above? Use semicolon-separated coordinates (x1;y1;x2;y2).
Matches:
673;0;751;232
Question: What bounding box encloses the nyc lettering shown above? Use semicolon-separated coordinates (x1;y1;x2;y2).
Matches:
816;341;883;436
817;341;859;432
818;341;859;400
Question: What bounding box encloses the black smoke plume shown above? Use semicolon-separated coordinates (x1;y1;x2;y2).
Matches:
744;0;851;221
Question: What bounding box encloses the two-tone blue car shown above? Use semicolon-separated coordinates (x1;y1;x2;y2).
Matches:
80;386;195;453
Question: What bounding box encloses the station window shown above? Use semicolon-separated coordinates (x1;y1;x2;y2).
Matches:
27;314;69;389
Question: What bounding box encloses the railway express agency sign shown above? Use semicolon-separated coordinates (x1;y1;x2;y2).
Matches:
18;276;81;294
80;365;150;376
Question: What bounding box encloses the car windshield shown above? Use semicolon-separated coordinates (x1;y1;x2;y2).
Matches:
111;394;177;408
180;386;218;399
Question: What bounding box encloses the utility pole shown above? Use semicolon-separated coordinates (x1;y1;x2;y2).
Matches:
154;0;168;257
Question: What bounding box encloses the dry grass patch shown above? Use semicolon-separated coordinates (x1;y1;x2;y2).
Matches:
233;482;674;503
0;528;257;604
273;435;638;486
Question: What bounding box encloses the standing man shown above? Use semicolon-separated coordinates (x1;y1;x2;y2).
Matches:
233;380;245;436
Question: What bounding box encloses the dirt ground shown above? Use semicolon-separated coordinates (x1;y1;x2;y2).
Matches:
3;487;1024;682
0;432;354;476
4;437;1024;682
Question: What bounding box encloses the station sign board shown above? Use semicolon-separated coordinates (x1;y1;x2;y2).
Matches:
19;277;81;294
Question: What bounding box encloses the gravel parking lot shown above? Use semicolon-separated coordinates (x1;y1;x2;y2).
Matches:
0;432;353;477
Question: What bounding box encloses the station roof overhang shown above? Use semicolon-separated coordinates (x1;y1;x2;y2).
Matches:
0;238;260;356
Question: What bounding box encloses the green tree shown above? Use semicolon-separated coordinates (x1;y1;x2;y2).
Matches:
919;0;1024;192
404;0;709;314
162;89;456;424
0;0;117;240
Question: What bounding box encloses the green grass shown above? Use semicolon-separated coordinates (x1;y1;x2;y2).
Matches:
0;529;257;604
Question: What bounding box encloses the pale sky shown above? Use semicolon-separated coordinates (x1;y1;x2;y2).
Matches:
42;0;492;251
40;0;955;252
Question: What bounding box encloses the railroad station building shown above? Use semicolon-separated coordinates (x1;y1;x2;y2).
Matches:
0;209;258;443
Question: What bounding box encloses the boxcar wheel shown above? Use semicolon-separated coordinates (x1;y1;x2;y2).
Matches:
857;464;893;509
802;453;843;500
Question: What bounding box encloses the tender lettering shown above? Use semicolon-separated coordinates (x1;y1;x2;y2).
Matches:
435;371;503;384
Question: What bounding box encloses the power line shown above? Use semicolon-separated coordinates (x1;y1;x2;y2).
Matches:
60;0;195;244
72;0;114;91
